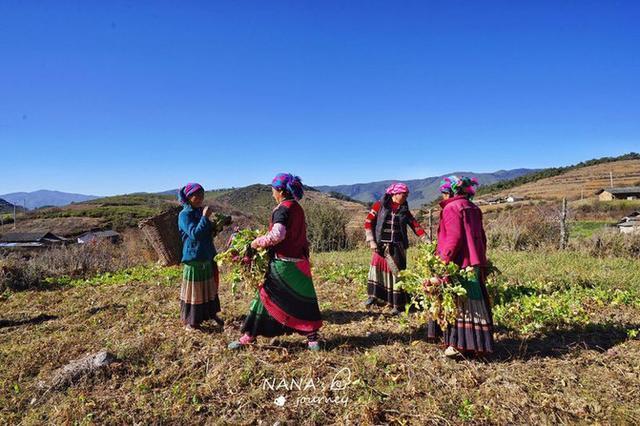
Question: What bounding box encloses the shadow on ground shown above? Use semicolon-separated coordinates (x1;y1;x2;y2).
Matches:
322;309;386;324
0;314;59;329
492;322;638;362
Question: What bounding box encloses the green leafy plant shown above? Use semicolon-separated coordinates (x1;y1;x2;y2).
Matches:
457;398;475;421
211;212;232;233
44;265;182;288
215;228;269;295
314;263;368;284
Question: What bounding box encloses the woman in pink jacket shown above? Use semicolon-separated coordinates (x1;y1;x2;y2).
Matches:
427;176;494;357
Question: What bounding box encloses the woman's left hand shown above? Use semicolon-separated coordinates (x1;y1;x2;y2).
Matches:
250;239;261;249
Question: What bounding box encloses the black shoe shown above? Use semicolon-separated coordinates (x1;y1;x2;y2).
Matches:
364;297;376;307
389;308;401;316
212;315;224;327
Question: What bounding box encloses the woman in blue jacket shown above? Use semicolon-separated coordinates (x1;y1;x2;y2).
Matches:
178;183;224;331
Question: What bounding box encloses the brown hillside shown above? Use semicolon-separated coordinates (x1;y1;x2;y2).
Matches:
492;159;640;201
304;191;368;231
213;185;368;231
2;188;368;244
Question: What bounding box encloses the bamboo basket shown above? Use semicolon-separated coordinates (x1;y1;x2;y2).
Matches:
138;206;182;266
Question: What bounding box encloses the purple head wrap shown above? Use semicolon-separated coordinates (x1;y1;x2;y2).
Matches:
178;182;204;205
271;173;304;200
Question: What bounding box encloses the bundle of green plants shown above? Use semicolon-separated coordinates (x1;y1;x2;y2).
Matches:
396;241;499;329
215;228;269;295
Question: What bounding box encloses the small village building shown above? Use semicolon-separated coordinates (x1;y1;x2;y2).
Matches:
77;230;121;244
0;232;67;248
596;187;640;201
506;195;525;203
617;211;640;234
485;196;505;205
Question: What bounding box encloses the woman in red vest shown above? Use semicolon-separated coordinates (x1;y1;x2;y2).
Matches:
364;182;427;314
427;176;494;357
228;173;323;351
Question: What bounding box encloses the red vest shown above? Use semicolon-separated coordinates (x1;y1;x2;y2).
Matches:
270;200;310;259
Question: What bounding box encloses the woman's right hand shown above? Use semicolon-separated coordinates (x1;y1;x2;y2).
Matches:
369;241;377;250
250;238;261;250
202;206;213;218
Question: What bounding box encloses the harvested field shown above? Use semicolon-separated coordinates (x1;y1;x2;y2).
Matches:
1;249;639;424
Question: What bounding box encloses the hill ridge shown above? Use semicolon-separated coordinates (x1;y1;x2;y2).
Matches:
317;168;538;208
477;152;640;201
0;190;99;210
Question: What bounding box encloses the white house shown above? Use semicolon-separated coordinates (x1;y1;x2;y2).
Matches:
507;195;525;203
617;211;640;234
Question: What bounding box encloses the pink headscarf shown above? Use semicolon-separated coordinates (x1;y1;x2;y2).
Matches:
385;182;409;195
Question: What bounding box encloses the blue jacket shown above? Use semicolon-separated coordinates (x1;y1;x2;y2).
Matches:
178;204;216;262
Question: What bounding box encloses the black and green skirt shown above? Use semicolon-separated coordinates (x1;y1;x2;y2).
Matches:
180;260;221;326
426;267;494;354
241;258;322;337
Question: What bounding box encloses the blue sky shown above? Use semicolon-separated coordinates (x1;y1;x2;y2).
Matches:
1;0;639;196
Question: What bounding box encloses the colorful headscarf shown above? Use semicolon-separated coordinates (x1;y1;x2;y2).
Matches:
272;173;304;200
178;182;204;205
439;175;479;198
385;182;409;195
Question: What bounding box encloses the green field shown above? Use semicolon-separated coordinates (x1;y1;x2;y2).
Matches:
569;221;616;238
1;248;639;424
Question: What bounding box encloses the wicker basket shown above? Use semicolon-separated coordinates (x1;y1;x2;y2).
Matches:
138;206;183;266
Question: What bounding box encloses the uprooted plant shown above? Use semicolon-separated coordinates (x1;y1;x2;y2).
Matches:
396;241;499;330
215;228;269;295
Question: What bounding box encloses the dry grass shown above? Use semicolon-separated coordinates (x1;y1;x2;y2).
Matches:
478;200;640;256
1;249;639;424
0;231;154;292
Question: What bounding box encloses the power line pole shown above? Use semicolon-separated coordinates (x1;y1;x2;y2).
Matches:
560;197;568;250
13;204;16;229
610;171;614;188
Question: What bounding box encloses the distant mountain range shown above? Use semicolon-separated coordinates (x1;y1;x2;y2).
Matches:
0;190;99;210
6;154;637;239
316;168;539;207
1;168;536;211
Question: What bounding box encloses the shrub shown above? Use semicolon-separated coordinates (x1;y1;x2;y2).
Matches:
0;258;47;292
571;228;640;258
485;205;561;250
305;202;354;252
0;214;14;225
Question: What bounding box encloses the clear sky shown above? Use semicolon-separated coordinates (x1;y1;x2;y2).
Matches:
1;0;639;196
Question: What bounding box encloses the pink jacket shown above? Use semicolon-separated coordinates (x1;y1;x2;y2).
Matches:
437;195;487;268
